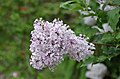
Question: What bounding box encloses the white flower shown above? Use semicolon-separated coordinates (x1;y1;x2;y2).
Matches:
99;4;116;11
30;18;95;70
92;23;114;34
79;10;95;15
86;63;107;79
12;72;19;78
78;7;95;15
84;16;97;26
102;23;114;32
92;26;104;34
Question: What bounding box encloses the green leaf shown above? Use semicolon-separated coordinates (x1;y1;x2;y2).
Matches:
79;45;120;67
60;1;82;10
107;8;120;31
75;24;97;37
101;33;114;43
112;0;120;5
116;32;120;39
80;67;87;79
79;52;120;67
98;11;107;23
60;1;74;9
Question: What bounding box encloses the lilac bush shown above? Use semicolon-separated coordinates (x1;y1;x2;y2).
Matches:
60;0;120;78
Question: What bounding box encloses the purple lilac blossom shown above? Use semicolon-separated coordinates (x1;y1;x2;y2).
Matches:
30;18;95;70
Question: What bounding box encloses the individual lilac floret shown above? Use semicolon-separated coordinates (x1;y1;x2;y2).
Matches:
30;18;95;70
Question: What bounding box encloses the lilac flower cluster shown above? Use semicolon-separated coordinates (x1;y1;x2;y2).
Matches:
30;18;95;70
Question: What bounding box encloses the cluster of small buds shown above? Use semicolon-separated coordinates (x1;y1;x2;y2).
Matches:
30;18;95;70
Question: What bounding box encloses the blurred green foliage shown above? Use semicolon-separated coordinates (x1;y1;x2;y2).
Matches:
0;0;120;79
0;0;79;79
